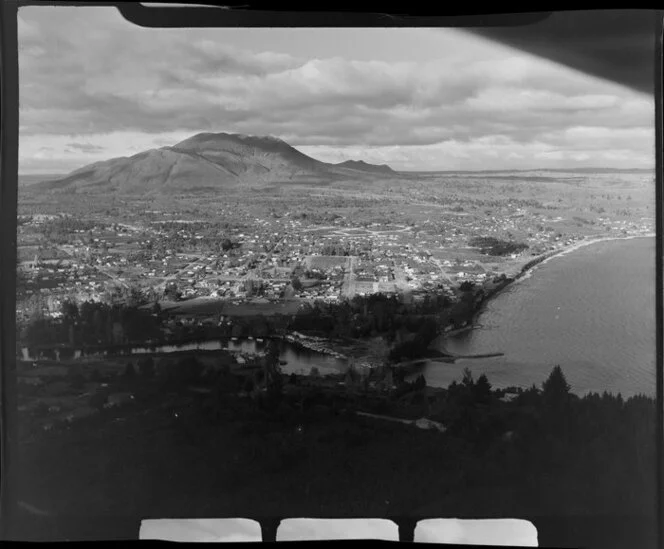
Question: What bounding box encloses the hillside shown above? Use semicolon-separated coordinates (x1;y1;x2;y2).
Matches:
335;159;395;174
18;174;64;187
28;132;382;196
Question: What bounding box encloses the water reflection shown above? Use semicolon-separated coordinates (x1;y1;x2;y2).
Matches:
20;338;349;376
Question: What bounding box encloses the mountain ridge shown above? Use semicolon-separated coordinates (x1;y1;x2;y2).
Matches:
334;159;395;174
22;132;653;194
28;132;397;195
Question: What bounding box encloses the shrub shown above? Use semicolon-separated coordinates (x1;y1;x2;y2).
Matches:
123;362;136;380
138;356;155;379
161;356;204;387
89;389;108;411
70;373;86;391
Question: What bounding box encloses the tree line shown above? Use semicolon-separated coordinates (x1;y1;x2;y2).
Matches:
469;236;529;256
290;293;453;341
20;299;163;350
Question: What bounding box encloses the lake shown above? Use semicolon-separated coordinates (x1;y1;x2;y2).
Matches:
420;236;657;397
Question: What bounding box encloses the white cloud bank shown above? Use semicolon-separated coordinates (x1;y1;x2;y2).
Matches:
18;6;655;174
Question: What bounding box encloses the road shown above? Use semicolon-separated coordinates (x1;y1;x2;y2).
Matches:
154;256;204;291
342;255;358;297
430;257;455;285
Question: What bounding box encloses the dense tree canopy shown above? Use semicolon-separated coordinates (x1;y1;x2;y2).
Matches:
469;236;529;256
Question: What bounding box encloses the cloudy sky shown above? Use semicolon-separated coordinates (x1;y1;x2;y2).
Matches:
18;6;655;174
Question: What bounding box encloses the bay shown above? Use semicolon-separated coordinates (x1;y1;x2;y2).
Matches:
422;237;657;397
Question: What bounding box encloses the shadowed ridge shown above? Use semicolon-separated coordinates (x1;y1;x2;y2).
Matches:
335;159;395;174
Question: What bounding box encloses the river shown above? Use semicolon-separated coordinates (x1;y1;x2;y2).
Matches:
21;338;348;377
419;236;656;397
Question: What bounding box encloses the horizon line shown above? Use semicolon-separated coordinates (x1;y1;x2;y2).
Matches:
18;166;655;178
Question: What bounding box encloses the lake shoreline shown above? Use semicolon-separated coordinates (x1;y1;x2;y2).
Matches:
521;232;656;274
436;233;655;397
459;232;656;331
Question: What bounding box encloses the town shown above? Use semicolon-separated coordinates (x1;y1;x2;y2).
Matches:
16;171;655;324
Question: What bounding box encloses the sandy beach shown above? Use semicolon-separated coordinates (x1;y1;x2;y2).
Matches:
505;233;657;288
457;231;656;330
533;232;656;270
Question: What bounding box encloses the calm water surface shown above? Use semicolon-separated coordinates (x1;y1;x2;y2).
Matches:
22;339;348;377
422;237;656;396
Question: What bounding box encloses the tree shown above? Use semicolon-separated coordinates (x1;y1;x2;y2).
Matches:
89;389;108;411
474;373;492;405
164;282;181;301
461;367;474;388
422;385;431;417
138;356;155;379
459;281;475;292
123;361;136;380
126;284;145;308
413;374;426;390
263;340;283;401
16;257;28;299
173;356;204;385
291;276;303;292
542;365;571;408
244;278;265;297
61;299;79;323
70;373;86;391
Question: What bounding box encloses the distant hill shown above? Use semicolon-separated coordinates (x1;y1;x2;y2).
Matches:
28;132;391;196
403;167;653;175
18;174;64;186
334;159;395;174
537;167;654;174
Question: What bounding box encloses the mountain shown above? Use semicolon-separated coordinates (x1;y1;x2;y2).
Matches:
30;132;388;196
334;159;395;174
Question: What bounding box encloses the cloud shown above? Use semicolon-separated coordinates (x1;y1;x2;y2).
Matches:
66;142;105;152
19;130;193;173
17;6;655;172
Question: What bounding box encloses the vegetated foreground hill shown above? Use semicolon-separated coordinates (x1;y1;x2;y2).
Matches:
27;132;397;196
